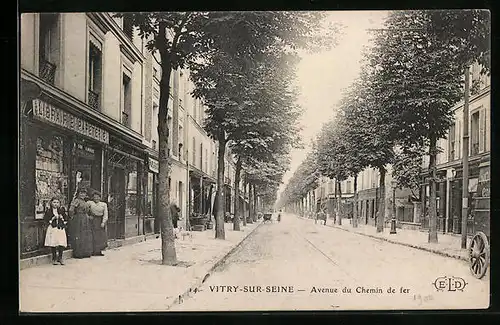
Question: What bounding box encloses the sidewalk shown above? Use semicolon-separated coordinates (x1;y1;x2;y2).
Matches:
19;221;261;312
298;215;469;261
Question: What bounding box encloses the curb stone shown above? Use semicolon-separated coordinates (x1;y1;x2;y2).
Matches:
165;221;263;310
298;216;468;262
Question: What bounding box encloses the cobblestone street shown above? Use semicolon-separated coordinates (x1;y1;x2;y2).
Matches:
170;214;489;311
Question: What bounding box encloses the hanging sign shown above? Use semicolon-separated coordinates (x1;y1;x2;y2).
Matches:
148;157;159;173
32;99;109;144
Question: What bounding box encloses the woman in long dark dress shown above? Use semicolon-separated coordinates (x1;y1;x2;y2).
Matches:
68;188;93;258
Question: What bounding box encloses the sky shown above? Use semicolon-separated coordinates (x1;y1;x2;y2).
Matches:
277;11;388;200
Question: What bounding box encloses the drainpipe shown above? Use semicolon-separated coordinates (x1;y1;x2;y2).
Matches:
185;75;190;230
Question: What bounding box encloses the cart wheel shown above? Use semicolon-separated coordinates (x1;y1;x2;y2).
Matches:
469;232;490;279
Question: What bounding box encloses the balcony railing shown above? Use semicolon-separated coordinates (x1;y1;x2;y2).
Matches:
121;111;130;127
471;142;480;156
39;58;56;84
88;90;100;110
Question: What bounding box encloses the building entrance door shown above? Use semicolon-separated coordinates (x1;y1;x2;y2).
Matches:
107;167;126;240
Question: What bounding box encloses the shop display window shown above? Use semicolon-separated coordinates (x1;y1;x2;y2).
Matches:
146;172;155;216
125;160;138;216
73;141;102;195
35;133;69;219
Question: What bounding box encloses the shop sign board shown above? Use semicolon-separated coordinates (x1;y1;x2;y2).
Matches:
32;99;109;144
148;157;159;173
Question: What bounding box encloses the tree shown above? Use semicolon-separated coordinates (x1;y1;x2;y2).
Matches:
229;53;302;230
191;12;338;239
315;120;349;225
392;144;425;200
115;12;216;265
334;86;375;228
367;10;489;242
278;151;319;212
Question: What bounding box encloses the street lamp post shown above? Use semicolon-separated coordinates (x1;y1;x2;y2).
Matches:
390;180;397;234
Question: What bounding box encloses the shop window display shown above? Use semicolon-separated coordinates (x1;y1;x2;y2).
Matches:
146;172;154;216
73;141;101;194
125;160;138;216
35;134;69;219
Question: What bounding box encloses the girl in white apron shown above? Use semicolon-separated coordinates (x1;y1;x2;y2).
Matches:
44;197;69;265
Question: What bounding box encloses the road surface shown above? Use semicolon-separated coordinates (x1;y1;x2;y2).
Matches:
170;213;489;311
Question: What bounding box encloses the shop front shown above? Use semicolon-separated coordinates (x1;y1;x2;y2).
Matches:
420;160;482;235
105;138;145;240
189;169;216;230
357;188;378;226
20;98;108;259
145;155;159;235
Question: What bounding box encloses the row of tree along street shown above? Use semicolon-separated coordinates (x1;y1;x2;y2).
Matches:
118;12;341;264
278;10;490;246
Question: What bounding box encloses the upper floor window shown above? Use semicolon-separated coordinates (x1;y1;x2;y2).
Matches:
193;99;198;121
122;73;132;127
205;148;208;173
178;143;183;160
122;16;134;40
471;111;480;155
448;123;456;161
192;137;196;165
200;143;203;170
88;39;102;110
39;13;59;85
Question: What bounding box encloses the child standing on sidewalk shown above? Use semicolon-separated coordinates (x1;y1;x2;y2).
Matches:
44;197;69;265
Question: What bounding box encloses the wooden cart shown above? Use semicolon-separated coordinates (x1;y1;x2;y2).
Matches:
468;160;490;279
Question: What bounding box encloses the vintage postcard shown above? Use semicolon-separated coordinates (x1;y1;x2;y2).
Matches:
19;10;490;312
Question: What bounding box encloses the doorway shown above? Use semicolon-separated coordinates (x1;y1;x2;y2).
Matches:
107;166;126;240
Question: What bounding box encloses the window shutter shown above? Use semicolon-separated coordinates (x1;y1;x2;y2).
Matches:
457;121;461;159
479;108;485;153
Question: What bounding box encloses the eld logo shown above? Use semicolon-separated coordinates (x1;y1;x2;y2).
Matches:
432;276;468;292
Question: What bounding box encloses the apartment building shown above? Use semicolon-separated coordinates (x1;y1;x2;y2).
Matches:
20;13;151;258
420;62;491;235
20;12;240;259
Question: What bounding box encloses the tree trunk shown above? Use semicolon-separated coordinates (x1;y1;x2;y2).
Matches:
157;50;176;265
233;157;242;231
246;180;253;224
333;178;337;224
249;182;254;223
353;175;358;228
337;181;342;226
213;190;219;233
215;135;226;239
376;166;386;233
428;134;439;243
242;177;247;227
253;186;258;221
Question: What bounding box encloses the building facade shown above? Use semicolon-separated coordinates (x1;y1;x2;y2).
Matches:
20;12;240;259
420;63;491;235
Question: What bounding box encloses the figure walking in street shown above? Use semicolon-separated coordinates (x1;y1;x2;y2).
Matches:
44;197;69;265
277;209;282;222
68;188;93;258
170;202;181;238
88;190;109;256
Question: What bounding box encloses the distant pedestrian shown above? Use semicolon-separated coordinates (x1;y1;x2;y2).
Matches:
68;188;93;259
44;197;69;265
170;203;181;229
87;190;109;256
